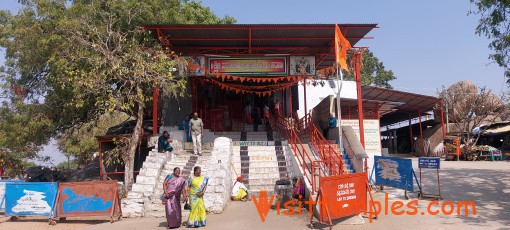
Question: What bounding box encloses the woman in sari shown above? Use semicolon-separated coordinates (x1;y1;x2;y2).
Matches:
163;167;187;229
187;166;208;228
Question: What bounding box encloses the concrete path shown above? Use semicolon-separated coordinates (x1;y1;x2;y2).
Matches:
1;159;508;230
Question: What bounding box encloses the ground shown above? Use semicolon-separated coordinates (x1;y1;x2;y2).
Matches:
1;159;509;230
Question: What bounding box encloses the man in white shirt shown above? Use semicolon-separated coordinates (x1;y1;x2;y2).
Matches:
231;176;249;201
189;112;204;156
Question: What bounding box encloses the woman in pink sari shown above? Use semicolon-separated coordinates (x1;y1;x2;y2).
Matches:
162;167;187;229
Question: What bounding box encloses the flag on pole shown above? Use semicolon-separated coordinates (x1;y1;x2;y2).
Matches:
335;24;352;71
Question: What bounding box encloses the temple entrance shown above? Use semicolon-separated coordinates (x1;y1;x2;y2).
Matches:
194;78;278;132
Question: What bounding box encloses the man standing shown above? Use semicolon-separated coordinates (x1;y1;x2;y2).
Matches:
190;112;204;156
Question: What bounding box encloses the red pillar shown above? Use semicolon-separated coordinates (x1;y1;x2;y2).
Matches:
98;141;103;180
354;52;365;147
440;101;446;156
303;78;308;126
419;111;424;156
193;78;197;113
152;87;159;135
409;113;414;152
289;88;293;117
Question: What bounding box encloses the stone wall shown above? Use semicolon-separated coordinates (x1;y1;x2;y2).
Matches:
203;137;233;214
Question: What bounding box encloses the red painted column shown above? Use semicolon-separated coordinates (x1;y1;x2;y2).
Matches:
409;113;414;152
193;78;197;113
419;111;424;156
440;101;447;156
98;141;103;180
289;88;293;118
152;87;159;135
354;52;365;147
303;78;308;127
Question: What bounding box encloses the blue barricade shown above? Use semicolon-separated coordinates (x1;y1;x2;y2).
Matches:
4;182;58;217
373;156;416;192
0;180;24;211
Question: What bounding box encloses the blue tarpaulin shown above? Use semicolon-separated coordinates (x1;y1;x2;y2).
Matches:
4;182;58;217
373;156;415;192
0;180;24;211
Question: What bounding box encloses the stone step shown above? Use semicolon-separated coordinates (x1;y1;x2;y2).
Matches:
231;166;286;174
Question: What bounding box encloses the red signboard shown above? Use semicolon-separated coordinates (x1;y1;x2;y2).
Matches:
319;172;367;221
208;57;287;75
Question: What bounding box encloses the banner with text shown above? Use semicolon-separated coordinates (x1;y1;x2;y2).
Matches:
5;182;58;217
208;57;287;75
319;172;367;221
374;156;415;192
0;180;24;211
341;119;382;156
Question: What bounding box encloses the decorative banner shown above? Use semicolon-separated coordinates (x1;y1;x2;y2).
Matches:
0;180;24;211
208;57;287;75
290;56;315;75
418;157;440;169
373;156;415;192
183;56;206;76
319;172;367;221
5;182;58;217
54;181;121;218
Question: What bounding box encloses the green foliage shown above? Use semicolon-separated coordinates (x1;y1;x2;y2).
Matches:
345;50;396;88
0;100;54;162
0;0;235;187
57;112;130;167
470;0;510;82
56;158;79;171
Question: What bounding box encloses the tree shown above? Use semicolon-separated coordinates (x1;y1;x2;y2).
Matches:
0;0;235;189
0;99;54;177
470;0;510;82
438;80;505;159
345;50;396;88
57;112;130;167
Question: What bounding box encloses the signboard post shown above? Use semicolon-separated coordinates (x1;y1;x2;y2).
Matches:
4;182;58;221
370;156;421;199
418;157;442;200
310;172;378;229
52;180;122;224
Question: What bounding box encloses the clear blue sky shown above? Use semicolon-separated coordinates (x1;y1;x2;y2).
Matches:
198;0;506;96
1;0;506;165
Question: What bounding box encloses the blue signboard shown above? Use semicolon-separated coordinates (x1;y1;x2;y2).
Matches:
4;182;58;217
373;156;415;192
419;157;440;169
0;180;24;211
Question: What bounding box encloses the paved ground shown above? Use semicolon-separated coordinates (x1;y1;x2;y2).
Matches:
1;159;509;230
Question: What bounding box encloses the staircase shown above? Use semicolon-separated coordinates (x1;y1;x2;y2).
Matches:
225;122;294;196
144;150;212;218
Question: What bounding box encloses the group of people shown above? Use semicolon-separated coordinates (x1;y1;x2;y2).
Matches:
160;112;204;156
161;166;208;229
244;99;280;131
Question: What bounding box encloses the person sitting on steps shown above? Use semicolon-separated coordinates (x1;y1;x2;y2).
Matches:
158;131;173;153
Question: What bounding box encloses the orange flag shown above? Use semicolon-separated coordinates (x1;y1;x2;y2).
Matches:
335;24;352;71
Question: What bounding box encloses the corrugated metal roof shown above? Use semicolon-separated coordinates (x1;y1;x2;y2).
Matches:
361;86;441;126
143;24;377;64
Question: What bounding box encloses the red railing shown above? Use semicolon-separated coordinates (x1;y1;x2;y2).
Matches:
309;123;345;176
270;113;345;194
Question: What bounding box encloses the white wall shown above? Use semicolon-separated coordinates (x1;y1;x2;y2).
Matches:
297;80;357;119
